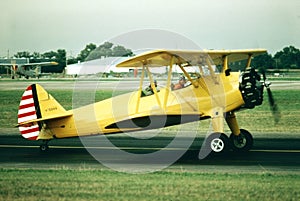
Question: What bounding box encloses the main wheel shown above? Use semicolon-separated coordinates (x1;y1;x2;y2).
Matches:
230;129;253;152
205;133;229;153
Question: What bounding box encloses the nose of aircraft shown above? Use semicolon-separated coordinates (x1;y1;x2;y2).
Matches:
239;67;264;109
239;67;281;123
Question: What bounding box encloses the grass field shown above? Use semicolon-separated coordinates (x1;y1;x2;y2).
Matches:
0;168;299;201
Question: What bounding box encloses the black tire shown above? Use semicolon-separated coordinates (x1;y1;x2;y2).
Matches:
205;133;229;154
230;129;253;152
39;144;49;152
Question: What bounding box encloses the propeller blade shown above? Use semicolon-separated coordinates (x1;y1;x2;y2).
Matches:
266;87;281;123
262;70;267;82
262;70;281;123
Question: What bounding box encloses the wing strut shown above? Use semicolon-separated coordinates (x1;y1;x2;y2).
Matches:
206;57;219;85
222;55;228;71
136;66;145;113
145;66;161;108
163;56;174;109
179;64;199;88
246;54;253;68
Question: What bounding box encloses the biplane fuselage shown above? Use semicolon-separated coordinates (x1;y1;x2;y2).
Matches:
18;49;269;153
46;72;244;139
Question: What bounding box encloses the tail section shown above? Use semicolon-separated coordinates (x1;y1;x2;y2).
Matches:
18;84;69;140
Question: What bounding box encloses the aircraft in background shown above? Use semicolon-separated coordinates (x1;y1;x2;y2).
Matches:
17;49;279;154
0;60;58;79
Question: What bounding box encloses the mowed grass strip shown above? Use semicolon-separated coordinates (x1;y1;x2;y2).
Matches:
0;168;299;201
233;90;300;133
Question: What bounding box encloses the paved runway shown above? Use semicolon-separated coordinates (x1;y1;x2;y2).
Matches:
1;134;300;173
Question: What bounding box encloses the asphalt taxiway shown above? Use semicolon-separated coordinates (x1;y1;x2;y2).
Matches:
1;134;300;173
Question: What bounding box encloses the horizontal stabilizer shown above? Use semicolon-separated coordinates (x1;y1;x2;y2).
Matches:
18;112;72;126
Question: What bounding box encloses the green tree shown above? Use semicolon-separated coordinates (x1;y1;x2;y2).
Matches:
100;41;113;49
274;46;300;69
252;53;274;71
77;43;97;62
14;51;31;58
30;52;41;62
41;49;66;73
84;42;133;61
67;56;78;65
112;45;133;57
42;51;57;60
86;42;113;60
56;49;66;67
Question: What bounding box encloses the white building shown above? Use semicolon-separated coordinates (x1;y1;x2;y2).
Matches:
65;56;207;76
65;57;131;75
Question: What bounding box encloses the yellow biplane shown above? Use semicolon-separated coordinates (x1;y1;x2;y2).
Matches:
17;49;279;153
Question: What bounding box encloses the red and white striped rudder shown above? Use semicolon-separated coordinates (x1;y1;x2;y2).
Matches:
18;85;41;140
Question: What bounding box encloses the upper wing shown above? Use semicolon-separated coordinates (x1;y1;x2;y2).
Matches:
205;49;267;65
116;49;267;67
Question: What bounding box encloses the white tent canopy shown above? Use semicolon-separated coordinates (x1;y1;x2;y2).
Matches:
66;57;211;75
65;57;130;75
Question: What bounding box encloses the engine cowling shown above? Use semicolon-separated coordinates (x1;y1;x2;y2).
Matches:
239;67;264;109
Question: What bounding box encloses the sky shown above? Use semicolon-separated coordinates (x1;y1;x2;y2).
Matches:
1;0;299;58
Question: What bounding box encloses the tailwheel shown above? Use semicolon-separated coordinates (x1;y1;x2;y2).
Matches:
205;133;229;154
230;129;253;152
39;140;50;152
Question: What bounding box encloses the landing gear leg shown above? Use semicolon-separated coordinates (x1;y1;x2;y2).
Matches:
39;140;50;152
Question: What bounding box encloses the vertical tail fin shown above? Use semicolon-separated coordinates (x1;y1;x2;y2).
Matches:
18;84;66;140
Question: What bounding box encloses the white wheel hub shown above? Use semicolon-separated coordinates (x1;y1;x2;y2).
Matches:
210;138;224;152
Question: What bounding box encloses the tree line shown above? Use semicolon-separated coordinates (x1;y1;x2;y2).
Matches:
10;44;300;73
243;45;300;71
12;42;133;73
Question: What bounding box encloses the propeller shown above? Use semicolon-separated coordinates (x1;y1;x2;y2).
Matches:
261;70;281;123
